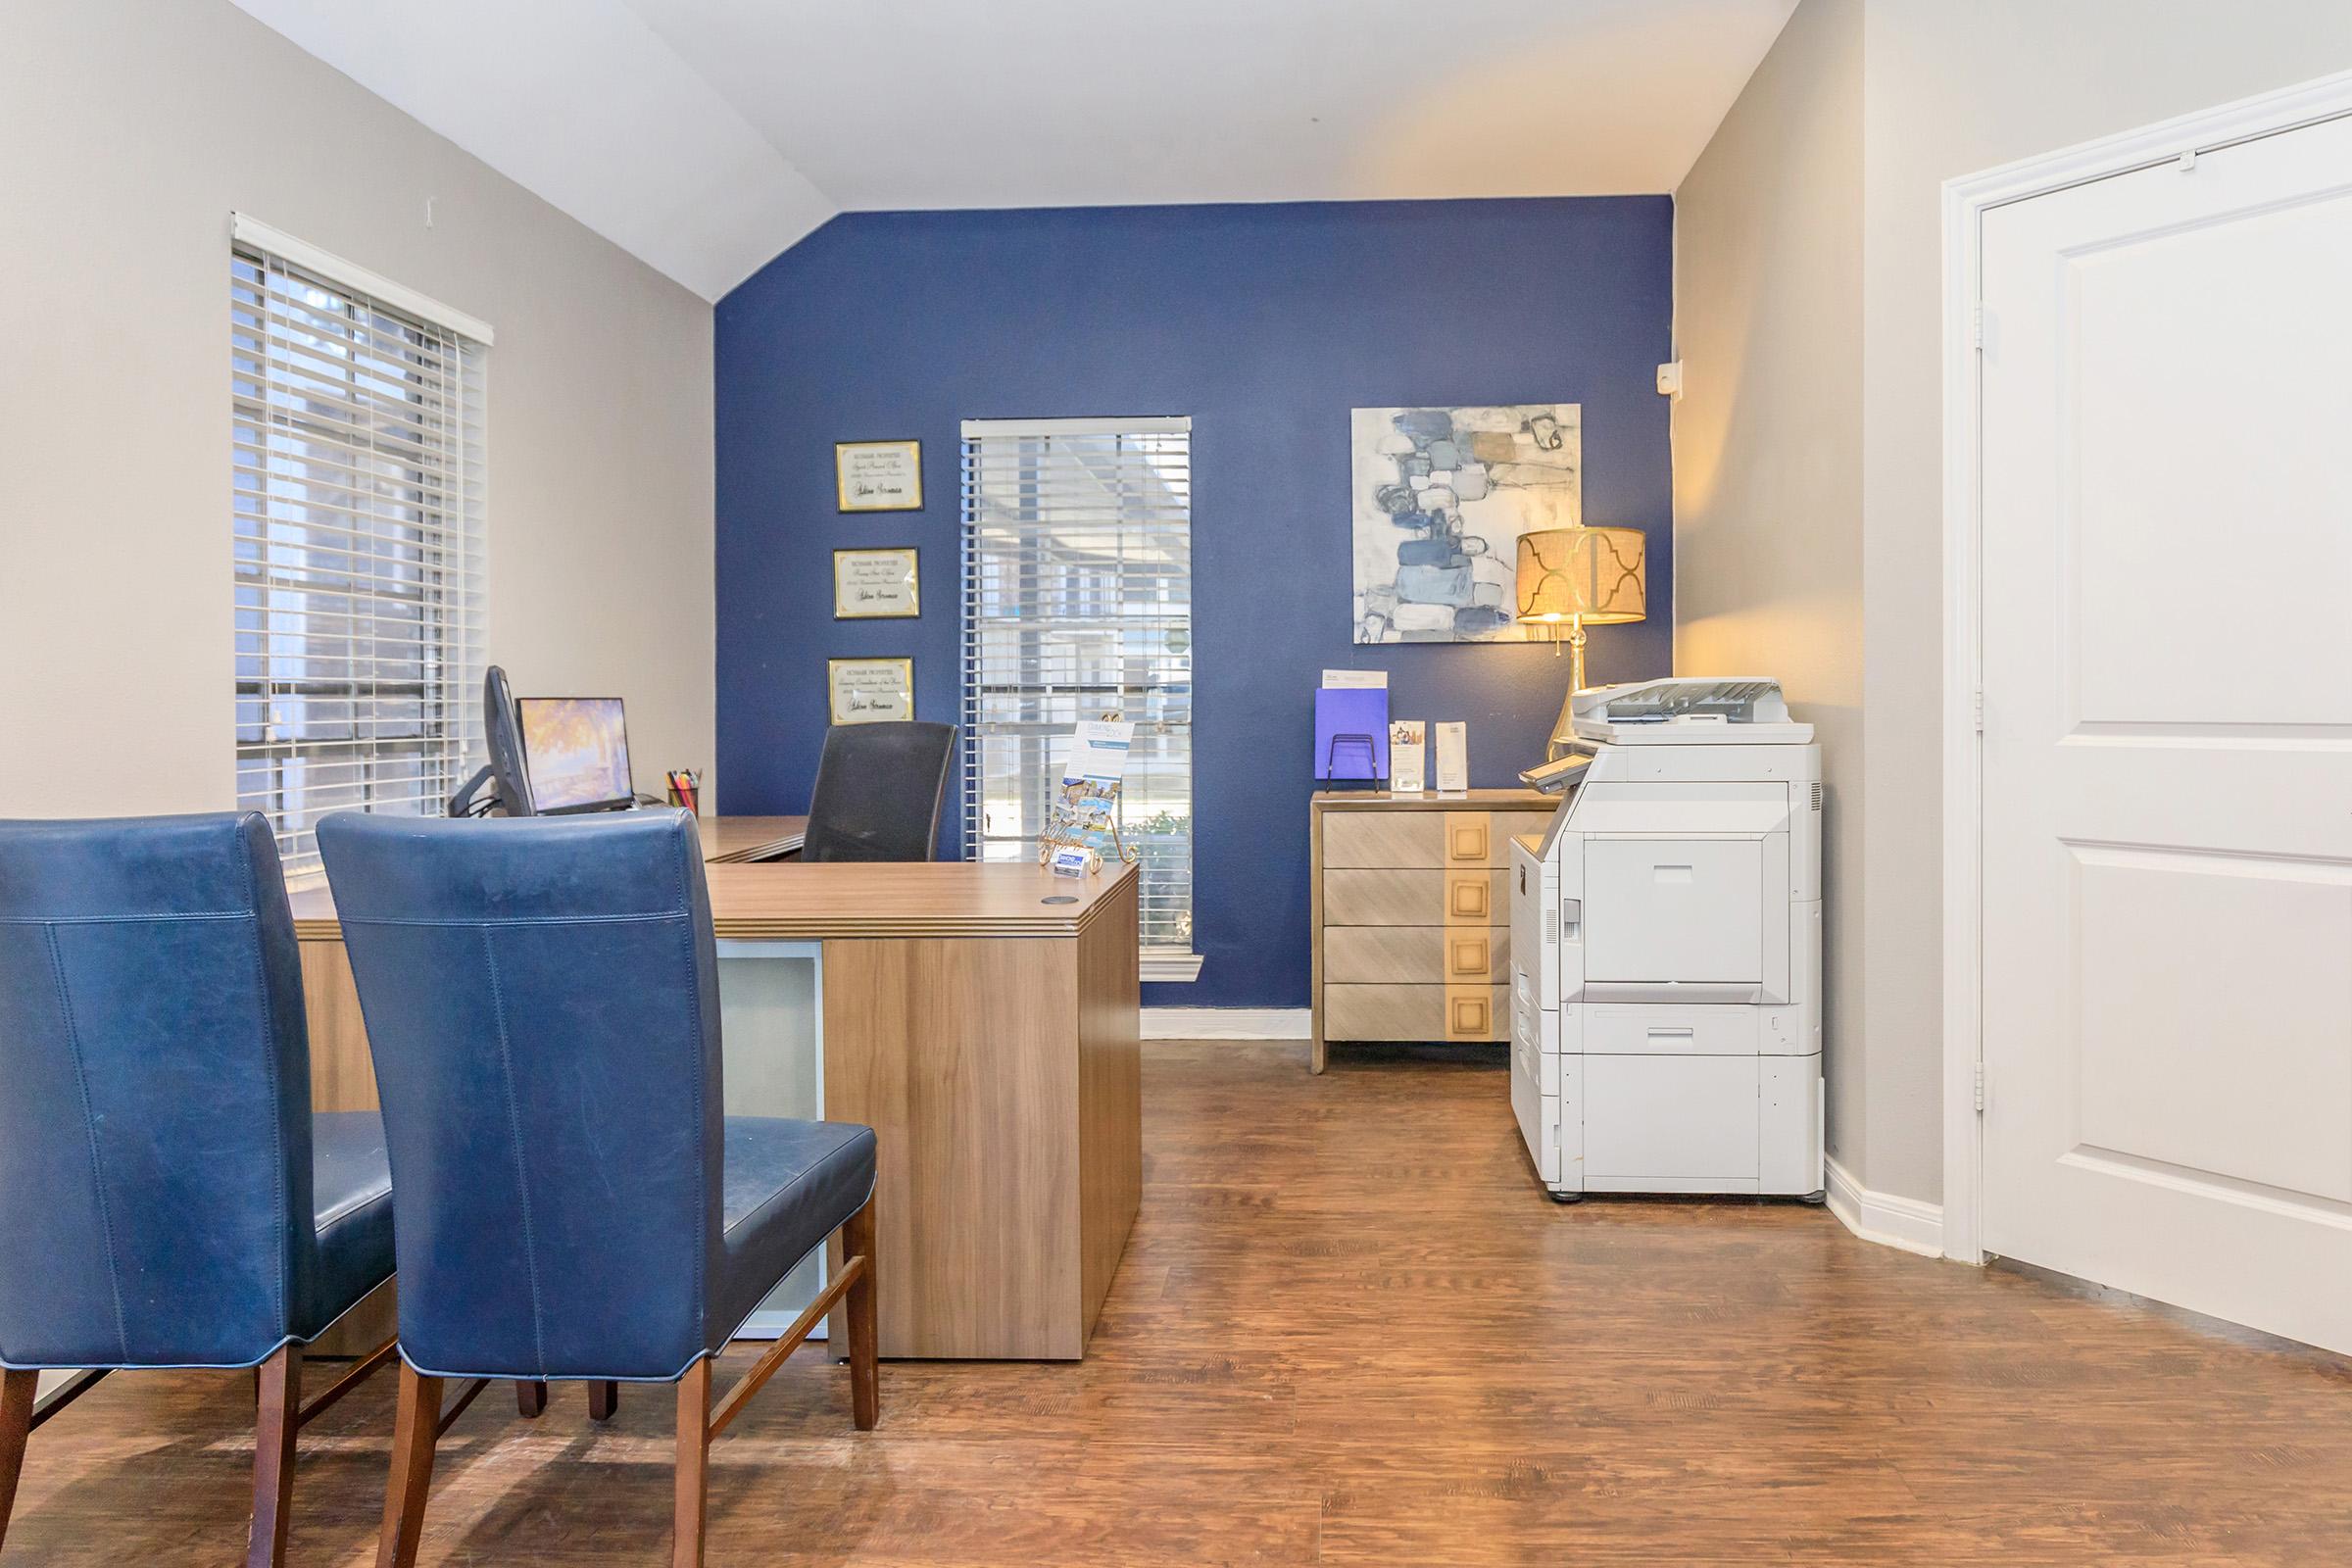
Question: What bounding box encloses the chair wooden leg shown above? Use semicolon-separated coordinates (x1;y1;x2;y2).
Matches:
377;1362;443;1568
672;1360;711;1568
1;1367;35;1555
246;1346;301;1568
589;1380;619;1421
843;1197;879;1431
516;1380;547;1418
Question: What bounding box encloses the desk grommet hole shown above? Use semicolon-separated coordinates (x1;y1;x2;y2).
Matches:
1041;895;1080;905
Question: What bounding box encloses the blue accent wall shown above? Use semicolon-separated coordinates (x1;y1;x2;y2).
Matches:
715;197;1674;1008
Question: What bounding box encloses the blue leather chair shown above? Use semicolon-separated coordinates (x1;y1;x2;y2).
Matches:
0;812;398;1567
317;808;878;1568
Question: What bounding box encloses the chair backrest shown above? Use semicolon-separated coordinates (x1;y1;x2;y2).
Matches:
317;808;723;1380
0;812;315;1369
801;720;956;863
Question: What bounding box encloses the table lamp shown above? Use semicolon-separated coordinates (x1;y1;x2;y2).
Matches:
1515;525;1647;696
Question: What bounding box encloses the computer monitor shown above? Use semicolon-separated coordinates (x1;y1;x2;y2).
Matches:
481;664;536;816
515;696;635;814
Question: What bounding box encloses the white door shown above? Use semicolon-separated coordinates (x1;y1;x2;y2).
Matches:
1979;112;2352;1352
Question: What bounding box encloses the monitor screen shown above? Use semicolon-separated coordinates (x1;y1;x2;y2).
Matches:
515;697;634;813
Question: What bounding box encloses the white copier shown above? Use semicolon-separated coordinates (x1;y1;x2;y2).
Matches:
1507;678;1823;1202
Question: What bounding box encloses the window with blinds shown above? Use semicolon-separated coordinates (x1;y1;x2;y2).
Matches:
961;417;1198;975
232;223;488;880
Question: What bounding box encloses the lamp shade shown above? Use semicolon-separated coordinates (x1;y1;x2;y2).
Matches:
1514;526;1647;627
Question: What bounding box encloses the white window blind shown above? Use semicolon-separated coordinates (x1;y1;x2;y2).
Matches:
232;227;487;880
961;417;1197;971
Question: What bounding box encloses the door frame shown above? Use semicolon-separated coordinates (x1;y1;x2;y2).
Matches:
1938;68;2352;1266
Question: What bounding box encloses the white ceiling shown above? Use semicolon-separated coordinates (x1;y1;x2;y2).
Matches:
232;0;1796;303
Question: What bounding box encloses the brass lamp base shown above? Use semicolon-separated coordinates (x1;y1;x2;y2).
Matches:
1540;616;1590;763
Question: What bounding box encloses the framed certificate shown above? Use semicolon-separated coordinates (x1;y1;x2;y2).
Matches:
828;658;914;725
835;439;922;512
833;547;919;619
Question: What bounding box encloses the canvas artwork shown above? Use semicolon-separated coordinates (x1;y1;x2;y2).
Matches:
1350;404;1582;643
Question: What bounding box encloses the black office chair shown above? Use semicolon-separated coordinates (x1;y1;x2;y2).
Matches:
801;721;956;862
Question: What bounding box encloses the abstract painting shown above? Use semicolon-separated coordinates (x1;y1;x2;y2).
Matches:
1350;403;1581;643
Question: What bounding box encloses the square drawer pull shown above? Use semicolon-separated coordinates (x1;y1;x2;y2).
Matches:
1447;819;1490;861
1447;874;1490;919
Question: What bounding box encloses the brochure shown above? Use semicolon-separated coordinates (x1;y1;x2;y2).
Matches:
1390;720;1427;795
1435;721;1468;793
1044;719;1135;866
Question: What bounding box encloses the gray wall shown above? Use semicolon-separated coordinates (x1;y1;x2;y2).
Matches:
1678;0;2352;1207
1672;0;1865;1173
0;0;717;820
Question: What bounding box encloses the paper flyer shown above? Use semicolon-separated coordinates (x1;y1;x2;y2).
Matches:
1435;721;1468;793
1390;720;1427;795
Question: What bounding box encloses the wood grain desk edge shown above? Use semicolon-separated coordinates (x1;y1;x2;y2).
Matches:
290;859;1142;945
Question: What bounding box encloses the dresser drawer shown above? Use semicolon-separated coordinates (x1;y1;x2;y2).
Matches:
1324;983;1509;1043
1325;925;1512;984
1323;811;1444;868
1322;869;1508;927
1325;808;1558;868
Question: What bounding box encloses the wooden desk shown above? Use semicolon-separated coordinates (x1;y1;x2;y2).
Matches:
695;814;806;863
292;837;1141;1362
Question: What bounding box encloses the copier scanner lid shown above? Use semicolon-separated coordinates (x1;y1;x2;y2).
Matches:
1568;677;1814;746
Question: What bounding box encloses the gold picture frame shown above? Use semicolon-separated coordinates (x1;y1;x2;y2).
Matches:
828;657;914;725
833;547;920;619
835;439;922;512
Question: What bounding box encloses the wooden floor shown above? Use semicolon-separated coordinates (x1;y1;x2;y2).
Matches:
13;1042;2352;1565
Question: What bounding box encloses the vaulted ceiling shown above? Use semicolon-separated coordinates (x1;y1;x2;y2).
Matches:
230;0;1797;301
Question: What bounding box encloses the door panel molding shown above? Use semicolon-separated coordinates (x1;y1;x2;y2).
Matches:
2058;1147;2352;1229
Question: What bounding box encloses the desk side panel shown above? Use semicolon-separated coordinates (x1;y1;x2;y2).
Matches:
822;936;1083;1358
299;938;379;1112
1077;875;1143;1341
295;937;397;1354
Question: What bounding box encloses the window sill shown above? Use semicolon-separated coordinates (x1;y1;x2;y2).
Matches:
1140;951;1203;984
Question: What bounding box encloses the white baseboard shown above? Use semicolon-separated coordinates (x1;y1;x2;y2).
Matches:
1142;1007;1310;1041
1826;1156;1945;1258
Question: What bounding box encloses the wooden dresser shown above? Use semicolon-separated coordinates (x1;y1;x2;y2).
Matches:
1309;788;1558;1072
